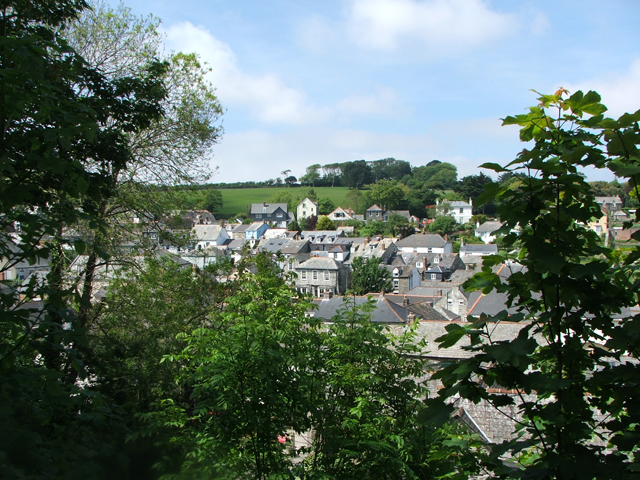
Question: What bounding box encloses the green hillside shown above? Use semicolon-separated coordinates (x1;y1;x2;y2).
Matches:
218;186;354;217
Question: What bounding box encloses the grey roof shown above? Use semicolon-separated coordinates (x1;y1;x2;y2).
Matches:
280;239;309;254
226;238;249;250
312;295;409;324
296;257;342;270
595;196;622;203
258;238;289;253
386;210;410;219
366;204;384;212
446;200;471;208
460;244;498;254
448;269;479;283
232;224;250;233
387;320;527;360
475;221;504;233
193;224;226;241
396;234;447;248
247;222;269;232
250;202;288;214
407;302;449;321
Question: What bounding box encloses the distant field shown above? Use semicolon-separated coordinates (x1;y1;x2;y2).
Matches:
218;186;353;217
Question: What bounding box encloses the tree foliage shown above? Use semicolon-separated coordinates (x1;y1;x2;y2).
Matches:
431;90;640;479
428;216;459;235
316;215;336;231
369;179;410;211
0;0;168;475
350;256;392;295
155;259;482;478
342;160;373;189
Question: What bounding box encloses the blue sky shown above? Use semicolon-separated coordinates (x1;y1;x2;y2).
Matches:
113;0;639;183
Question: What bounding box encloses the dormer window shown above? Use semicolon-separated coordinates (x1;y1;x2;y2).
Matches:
434;257;439;264
416;261;423;268
393;268;400;277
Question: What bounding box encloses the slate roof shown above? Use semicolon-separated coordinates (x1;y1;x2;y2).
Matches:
396;234;447;248
226;238;249;251
279;239;309;255
247;222;269;232
258;238;289;253
475;221;504;233
250;202;288;214
296;257;341;270
460;244;498;255
446;200;472;208
387;320;527;360
232;224;250;234
312;295;409;324
192;224;226;241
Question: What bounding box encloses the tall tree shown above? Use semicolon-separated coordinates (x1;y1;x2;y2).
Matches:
432;90;640;479
350;256;392;294
154;257;482;478
369;179;410;211
342;160;373;189
64;1;224;331
300;163;321;187
0;0;167;475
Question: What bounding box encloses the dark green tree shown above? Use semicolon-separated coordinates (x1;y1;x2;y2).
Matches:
369;179;410;211
428;216;458;235
350;256;392;294
0;0;167;475
370;157;412;181
432;90;640;479
198;188;223;213
316;215;336;230
342;160;373;189
317;196;335;215
386;213;414;238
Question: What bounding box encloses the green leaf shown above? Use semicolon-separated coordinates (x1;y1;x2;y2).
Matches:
74;240;86;255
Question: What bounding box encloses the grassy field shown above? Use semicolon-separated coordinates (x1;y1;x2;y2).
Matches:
218;186;353;217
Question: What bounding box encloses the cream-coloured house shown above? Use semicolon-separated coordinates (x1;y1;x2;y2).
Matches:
297;198;318;221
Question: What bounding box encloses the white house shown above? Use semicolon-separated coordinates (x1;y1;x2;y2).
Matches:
436;198;473;224
474;221;504;244
192;224;229;250
297;198;318;221
395;234;453;255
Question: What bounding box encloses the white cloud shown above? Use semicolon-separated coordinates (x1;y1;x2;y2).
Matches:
209;118;519;183
163;22;326;125
566;58;640;118
334;87;407;118
345;0;516;52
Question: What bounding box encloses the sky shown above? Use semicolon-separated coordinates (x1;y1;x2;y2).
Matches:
110;0;640;183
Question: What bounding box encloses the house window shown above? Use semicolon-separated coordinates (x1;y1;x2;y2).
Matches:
434;257;439;263
393;279;399;288
427;248;433;253
431;274;437;280
301;271;307;280
459;299;464;305
303;210;306;216
459;208;464;214
313;270;318;280
416;262;423;268
324;271;330;281
256;214;262;218
277;212;283;217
